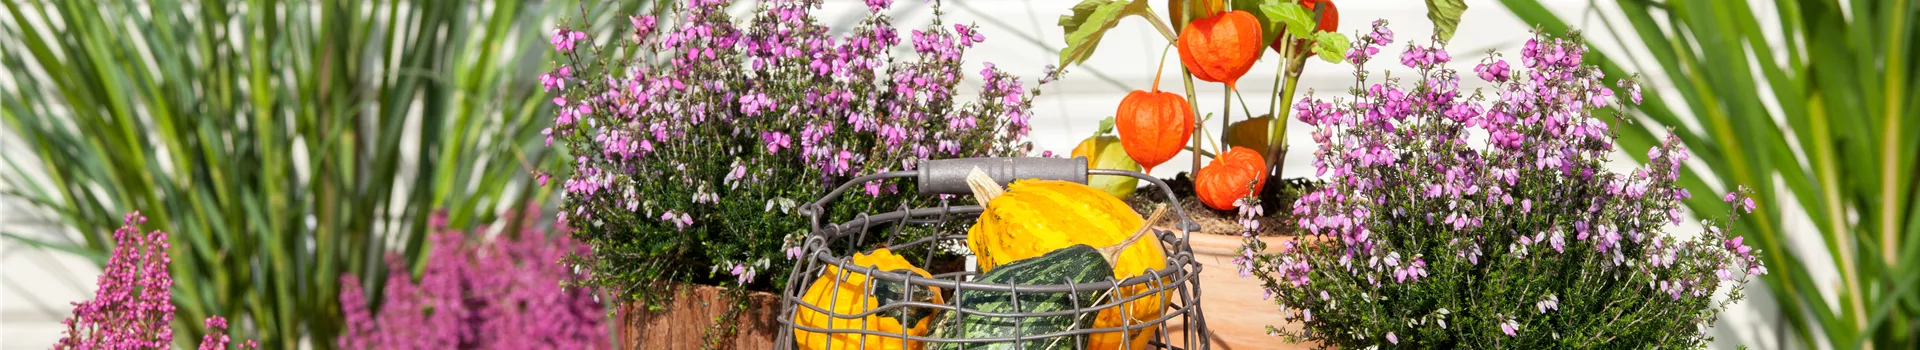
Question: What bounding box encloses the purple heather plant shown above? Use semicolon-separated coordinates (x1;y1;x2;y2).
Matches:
336;211;606;349
54;212;256;350
1241;20;1765;348
539;0;1040;308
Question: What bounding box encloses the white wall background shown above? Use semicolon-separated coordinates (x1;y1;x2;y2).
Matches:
2;0;1799;348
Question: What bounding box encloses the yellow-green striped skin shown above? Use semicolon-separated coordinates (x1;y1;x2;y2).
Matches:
966;180;1169;350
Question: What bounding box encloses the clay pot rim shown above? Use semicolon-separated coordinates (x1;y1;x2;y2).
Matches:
1184;232;1330;256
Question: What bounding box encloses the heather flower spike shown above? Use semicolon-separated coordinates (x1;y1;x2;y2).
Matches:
55;212;176;350
57;212;259;349
337;209;605;349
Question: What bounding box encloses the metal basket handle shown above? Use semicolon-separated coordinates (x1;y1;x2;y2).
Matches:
799;157;1200;232
916;157;1089;195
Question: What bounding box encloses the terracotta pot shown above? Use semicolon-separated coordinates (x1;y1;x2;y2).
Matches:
1165;232;1315;349
618;283;781;350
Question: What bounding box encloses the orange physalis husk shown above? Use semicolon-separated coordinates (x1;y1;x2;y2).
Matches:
1115;66;1195;172
1195;146;1268;210
1177;10;1265;88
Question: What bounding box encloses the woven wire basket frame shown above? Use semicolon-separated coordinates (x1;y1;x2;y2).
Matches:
776;157;1210;350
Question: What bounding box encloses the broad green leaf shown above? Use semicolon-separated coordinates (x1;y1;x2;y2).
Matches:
1427;0;1468;42
1058;0;1144;67
1313;31;1350;63
1259;2;1315;41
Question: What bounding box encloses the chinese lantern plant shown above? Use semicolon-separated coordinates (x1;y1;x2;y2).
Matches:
1055;0;1350;233
1057;0;1468;211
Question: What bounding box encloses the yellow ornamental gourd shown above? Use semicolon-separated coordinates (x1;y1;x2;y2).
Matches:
964;173;1171;350
795;248;944;350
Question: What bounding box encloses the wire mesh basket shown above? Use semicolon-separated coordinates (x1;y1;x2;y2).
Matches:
777;157;1209;349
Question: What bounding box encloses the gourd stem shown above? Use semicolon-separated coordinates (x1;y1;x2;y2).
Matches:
1097;205;1169;266
964;167;1004;204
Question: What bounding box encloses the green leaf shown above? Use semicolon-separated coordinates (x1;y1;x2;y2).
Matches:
1313;31;1351;63
0;232;109;265
1095;116;1116;136
1426;0;1468;42
1232;0;1276;48
1259;2;1315;41
1057;0;1142;67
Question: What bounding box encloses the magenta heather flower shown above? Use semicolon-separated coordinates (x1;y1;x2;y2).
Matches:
549;29;586;52
1246;23;1764;348
54;212;260;350
540;65;571;92
337;210;607;349
55;212;175;350
197;316;258;350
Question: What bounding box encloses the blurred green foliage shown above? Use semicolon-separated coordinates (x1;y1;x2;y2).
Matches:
0;0;585;347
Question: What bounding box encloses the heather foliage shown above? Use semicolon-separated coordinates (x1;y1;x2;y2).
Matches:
337;211;606;349
1241;21;1764;348
541;0;1039;305
55;212;255;350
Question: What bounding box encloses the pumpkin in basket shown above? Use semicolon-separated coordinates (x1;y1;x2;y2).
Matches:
795;248;944;350
962;171;1172;350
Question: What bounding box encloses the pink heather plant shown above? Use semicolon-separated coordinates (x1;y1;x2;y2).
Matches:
1242;21;1765;348
336;211;606;349
196;316;258;350
541;0;1041;307
54;211;255;350
55;212;175;349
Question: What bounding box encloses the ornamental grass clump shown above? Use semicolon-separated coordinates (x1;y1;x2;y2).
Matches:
540;0;1038;308
1242;21;1766;348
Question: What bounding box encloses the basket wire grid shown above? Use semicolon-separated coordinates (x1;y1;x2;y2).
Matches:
776;157;1210;349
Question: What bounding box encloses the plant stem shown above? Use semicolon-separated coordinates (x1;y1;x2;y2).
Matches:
1143;6;1180;43
1153;44;1172;90
1142;4;1201;176
1268;56;1285;117
1222;85;1232;152
1183;68;1203;176
1268;57;1305;173
1233;88;1256;118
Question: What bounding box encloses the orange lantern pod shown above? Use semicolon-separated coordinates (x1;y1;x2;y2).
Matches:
1195;146;1268;210
1176;10;1265;88
1115;71;1195;172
